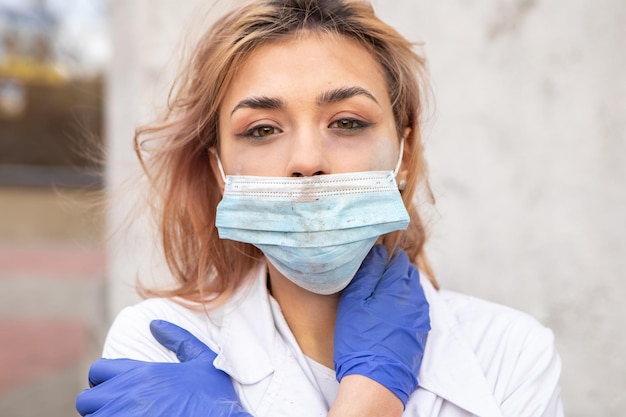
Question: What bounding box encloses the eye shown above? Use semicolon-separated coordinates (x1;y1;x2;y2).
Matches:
329;118;372;131
337;119;358;129
241;124;281;138
254;126;275;137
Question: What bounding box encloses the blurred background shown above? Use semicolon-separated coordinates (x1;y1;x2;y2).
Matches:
0;0;624;416
0;0;108;416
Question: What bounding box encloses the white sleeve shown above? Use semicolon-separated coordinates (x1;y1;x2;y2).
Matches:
102;303;179;362
500;323;564;417
101;298;218;363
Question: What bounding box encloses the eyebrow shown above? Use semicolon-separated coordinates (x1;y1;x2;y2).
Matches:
230;86;380;116
231;96;285;115
316;86;380;107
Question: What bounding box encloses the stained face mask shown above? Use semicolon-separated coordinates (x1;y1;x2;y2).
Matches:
214;141;409;294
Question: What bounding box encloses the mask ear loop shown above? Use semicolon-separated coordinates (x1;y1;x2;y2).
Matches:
393;138;407;191
392;137;405;177
211;149;228;183
392;137;405;178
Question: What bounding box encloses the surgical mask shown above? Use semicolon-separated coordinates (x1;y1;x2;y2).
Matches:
214;141;409;294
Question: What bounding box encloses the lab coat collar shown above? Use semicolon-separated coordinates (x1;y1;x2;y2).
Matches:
213;264;330;416
213;264;275;385
214;263;505;416
417;277;504;417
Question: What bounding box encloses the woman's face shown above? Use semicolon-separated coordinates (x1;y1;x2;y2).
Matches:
216;32;402;178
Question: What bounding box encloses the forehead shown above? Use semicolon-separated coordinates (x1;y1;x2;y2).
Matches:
221;32;390;108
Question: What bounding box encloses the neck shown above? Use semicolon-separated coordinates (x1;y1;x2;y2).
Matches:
267;261;339;369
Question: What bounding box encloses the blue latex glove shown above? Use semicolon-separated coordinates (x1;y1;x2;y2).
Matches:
75;320;252;417
334;245;430;406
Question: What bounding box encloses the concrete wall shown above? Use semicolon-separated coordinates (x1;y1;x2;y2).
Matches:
107;0;626;415
105;0;234;315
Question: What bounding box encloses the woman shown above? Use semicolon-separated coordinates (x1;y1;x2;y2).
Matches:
76;0;563;416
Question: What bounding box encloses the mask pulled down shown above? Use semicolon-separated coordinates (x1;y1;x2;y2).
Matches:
215;170;410;295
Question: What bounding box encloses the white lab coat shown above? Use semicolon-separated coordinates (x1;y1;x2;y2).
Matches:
103;263;564;417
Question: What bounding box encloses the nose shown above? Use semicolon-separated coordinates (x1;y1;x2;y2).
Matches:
286;133;330;177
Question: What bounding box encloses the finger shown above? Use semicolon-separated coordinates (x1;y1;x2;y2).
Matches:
76;388;93;416
371;248;412;296
88;358;142;387
406;263;427;299
150;320;217;363
407;264;431;324
342;245;388;300
76;382;121;416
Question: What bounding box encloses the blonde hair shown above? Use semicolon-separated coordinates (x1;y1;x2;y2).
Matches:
135;0;437;305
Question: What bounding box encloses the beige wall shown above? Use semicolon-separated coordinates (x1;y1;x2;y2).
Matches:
107;1;626;415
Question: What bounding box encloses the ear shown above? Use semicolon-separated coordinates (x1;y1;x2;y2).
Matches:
208;147;225;195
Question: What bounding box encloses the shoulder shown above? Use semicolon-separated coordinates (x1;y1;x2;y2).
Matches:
440;289;556;354
102;298;221;361
101;265;268;363
438;289;563;415
438;288;560;374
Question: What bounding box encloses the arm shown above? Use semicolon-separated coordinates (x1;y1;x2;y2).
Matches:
76;246;429;417
78;322;405;417
329;375;404;417
501;323;564;417
76;320;252;417
331;245;430;415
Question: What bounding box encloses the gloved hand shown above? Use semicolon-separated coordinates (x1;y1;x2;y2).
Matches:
75;320;252;417
334;245;430;406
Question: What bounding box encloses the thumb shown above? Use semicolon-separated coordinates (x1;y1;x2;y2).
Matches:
150;320;217;363
369;248;411;297
342;245;388;300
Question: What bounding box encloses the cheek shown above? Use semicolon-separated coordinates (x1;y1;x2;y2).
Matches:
368;137;399;171
217;141;244;176
221;143;291;176
220;150;251;175
368;117;402;171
